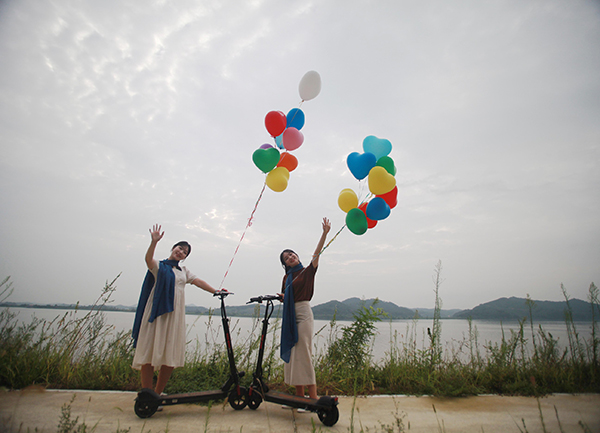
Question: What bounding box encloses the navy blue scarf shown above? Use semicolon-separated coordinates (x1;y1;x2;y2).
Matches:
280;263;304;362
132;259;181;347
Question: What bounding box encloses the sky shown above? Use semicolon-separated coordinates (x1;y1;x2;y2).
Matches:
1;0;599;311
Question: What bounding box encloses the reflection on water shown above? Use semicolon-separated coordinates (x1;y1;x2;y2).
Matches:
7;307;594;363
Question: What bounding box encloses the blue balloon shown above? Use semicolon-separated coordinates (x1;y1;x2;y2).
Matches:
286;108;305;130
366;197;391;221
347;152;377;180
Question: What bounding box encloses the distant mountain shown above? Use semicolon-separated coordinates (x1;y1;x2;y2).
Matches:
452;297;596;321
3;296;595;322
312;297;417;321
412;308;463;319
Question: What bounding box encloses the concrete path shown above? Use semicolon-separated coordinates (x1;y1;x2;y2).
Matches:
1;389;599;432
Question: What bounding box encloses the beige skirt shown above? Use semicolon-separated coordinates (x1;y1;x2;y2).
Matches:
284;301;316;386
131;283;187;371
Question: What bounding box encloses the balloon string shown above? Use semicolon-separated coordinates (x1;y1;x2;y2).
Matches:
218;182;267;290
317;224;346;257
284;224;346;290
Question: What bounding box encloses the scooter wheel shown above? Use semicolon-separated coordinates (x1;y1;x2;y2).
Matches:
134;398;159;418
228;386;248;410
318;405;340;427
247;389;262;410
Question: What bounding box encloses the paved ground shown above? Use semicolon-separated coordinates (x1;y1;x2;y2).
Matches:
1;388;599;433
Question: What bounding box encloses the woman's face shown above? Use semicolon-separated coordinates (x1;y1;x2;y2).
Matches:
169;245;189;261
282;251;300;268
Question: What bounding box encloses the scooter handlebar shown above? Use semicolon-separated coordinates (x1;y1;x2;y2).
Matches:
246;294;281;304
214;289;233;298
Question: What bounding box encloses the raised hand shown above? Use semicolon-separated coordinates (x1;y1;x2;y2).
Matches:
322;217;331;235
149;224;165;243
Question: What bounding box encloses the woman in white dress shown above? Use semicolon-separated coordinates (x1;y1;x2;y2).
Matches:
132;224;217;395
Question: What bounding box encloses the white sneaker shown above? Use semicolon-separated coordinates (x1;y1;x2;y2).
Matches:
297;408;309;413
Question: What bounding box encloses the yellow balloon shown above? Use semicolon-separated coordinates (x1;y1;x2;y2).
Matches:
368;166;396;195
266;167;290;192
338;188;358;213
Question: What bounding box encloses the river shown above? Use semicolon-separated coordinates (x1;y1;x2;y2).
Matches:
6;307;595;363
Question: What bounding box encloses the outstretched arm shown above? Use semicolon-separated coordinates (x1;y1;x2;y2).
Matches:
192;278;217;294
311;217;331;268
145;224;164;270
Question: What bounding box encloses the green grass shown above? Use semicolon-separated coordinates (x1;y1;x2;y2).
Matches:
0;272;599;397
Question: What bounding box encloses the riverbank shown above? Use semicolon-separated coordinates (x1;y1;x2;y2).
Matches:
1;389;599;432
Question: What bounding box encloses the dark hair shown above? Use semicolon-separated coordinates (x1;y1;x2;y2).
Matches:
172;241;191;257
280;249;297;272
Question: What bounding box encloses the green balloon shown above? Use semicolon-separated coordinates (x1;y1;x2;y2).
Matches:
346;208;368;235
252;147;280;173
376;156;396;176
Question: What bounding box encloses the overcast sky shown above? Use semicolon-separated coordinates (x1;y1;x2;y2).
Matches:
1;0;599;312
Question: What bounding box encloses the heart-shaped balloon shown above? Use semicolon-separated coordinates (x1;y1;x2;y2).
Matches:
377;186;398;209
275;133;284;149
338;188;358;213
287;108;305;130
358;202;378;229
363;135;392;160
266;166;290;192
283;127;304;151
277;152;298;172
252;147;280;173
376;155;396;176
346;207;368;235
366;197;391;221
368;166;396;195
265;111;287;137
347;152;377;180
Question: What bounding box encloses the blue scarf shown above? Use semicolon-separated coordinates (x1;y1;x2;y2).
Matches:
132;259;181;347
280;263;304;362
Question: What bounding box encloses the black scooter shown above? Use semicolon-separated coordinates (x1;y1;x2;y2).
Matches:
245;294;340;427
134;290;247;418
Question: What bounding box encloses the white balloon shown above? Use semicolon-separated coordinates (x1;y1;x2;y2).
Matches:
298;70;321;101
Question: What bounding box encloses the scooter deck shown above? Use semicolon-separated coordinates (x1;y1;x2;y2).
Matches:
263;390;336;410
158;390;228;405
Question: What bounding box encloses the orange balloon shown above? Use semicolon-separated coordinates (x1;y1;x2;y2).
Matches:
277;152;298;172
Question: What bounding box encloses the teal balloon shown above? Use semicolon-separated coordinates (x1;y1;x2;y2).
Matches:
275;133;284;149
287;108;305;130
376;155;396;176
346;208;368;235
363;135;392;159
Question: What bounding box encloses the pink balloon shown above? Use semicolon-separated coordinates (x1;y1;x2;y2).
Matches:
282;127;304;151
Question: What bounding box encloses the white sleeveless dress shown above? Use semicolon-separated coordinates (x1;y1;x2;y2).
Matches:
132;264;196;370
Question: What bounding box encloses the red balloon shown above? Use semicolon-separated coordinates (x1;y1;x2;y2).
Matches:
277;152;298;172
358;202;378;229
377;186;398;209
265;111;287;137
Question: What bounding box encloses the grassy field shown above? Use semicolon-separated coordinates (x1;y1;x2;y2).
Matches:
1;273;599;398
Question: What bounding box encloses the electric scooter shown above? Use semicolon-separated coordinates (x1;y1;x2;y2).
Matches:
134;290;247;418
245;294;340;427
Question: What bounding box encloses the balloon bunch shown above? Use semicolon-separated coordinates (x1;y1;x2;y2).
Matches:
252;71;321;192
338;135;398;235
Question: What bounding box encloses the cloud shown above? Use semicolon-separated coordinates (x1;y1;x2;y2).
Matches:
0;0;598;311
